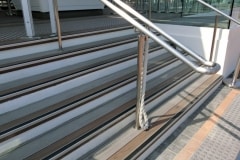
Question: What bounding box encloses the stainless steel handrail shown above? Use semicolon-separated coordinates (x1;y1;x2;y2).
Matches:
114;0;216;67
197;0;240;88
100;0;220;74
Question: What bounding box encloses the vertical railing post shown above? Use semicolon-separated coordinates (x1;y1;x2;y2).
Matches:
223;55;240;89
48;0;57;35
148;0;152;19
136;34;149;130
209;15;218;62
53;0;62;50
21;0;35;38
231;57;240;86
136;35;144;129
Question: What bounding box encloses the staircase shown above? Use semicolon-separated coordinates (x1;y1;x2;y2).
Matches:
0;26;222;159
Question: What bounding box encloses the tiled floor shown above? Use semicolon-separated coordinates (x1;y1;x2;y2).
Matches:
147;84;240;160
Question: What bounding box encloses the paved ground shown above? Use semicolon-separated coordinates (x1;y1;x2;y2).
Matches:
147;84;240;160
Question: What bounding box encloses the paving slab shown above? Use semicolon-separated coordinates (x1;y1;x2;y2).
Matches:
147;84;240;160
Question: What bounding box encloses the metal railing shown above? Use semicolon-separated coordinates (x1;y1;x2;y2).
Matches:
100;0;220;130
197;0;240;89
102;0;220;73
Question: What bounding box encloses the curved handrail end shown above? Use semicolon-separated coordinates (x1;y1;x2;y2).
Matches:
196;63;221;74
203;61;215;67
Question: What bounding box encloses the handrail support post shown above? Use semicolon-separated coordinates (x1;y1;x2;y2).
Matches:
223;55;240;89
210;15;218;62
53;0;63;50
148;0;152;19
136;34;149;130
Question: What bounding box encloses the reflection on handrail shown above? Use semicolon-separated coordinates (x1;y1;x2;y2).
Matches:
100;0;220;74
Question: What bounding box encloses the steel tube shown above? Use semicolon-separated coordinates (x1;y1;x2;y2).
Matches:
113;0;215;67
142;35;149;97
232;56;240;85
135;34;149;130
223;55;240;89
101;0;220;74
149;0;152;19
197;0;240;88
136;35;145;129
210;15;218;62
53;0;62;50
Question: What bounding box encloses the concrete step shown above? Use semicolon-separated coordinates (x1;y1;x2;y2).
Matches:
0;27;222;160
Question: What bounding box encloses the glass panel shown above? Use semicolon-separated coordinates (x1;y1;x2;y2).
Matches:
180;0;232;28
127;0;234;28
229;0;240;28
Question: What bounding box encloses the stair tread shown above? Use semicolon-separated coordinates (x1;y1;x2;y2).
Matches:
86;74;222;160
0;33;138;69
0;42;162;98
0;50;174;138
0;62;194;159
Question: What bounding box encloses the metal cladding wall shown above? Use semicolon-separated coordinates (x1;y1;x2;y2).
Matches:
12;0;105;12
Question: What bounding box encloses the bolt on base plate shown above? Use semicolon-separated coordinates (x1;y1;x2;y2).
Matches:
223;78;240;89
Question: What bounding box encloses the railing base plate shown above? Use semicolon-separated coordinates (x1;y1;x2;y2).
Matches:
223;78;240;89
